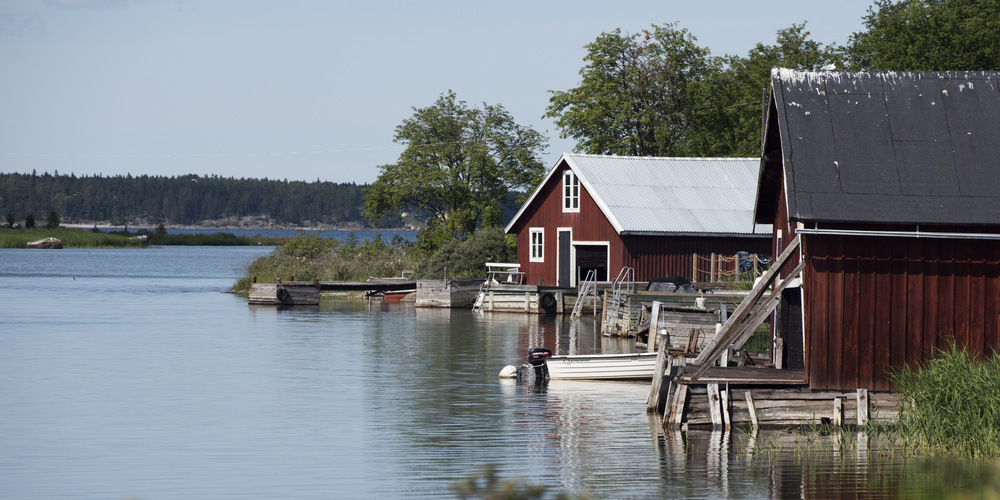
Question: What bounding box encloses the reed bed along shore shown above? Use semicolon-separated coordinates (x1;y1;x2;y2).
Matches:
232;231;423;291
0;227;284;248
891;343;1000;459
0;228;147;248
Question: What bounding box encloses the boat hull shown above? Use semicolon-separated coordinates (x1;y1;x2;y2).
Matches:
545;353;659;380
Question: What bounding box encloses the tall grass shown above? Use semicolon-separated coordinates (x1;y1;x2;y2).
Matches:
146;232;283;246
891;343;1000;459
0;228;147;248
232;231;423;291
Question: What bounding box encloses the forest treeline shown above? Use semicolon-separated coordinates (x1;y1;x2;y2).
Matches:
0;171;393;227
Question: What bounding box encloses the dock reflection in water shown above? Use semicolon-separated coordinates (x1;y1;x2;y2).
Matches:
0;246;995;499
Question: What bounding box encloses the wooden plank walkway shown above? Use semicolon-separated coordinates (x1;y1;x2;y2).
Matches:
679;367;806;385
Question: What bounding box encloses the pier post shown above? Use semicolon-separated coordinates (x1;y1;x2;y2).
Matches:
857;389;869;426
708;383;723;429
745;391;759;432
710;253;716;282
667;385;688;430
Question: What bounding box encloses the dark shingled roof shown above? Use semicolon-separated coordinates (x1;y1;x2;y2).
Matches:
755;68;1000;227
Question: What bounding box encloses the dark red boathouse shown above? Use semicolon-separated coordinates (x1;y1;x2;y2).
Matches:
756;68;1000;391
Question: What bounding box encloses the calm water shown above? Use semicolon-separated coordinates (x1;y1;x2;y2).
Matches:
91;227;417;241
0;247;991;498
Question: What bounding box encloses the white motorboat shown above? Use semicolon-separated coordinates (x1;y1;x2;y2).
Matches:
528;348;660;380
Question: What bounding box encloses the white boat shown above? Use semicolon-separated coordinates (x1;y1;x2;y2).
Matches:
544;352;660;380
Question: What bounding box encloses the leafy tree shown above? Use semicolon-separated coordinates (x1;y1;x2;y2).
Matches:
24;212;35;229
364;91;547;253
45;209;60;229
846;0;1000;70
415;227;515;279
548;22;840;159
545;23;712;156
685;23;842;157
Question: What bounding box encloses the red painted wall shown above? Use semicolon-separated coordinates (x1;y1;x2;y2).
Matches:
767;180;1000;391
509;164;770;286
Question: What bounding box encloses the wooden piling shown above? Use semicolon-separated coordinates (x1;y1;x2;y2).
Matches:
668;385;688;430
745;391;759;432
857;389;869;426
707;383;723;429
833;397;843;426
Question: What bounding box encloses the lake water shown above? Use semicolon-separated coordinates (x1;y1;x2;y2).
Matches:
0;246;992;499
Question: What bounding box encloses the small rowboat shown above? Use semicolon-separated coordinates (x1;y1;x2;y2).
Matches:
529;348;660;380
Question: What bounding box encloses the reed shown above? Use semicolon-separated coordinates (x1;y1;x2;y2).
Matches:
891;343;1000;459
232;232;422;291
0;228;147;248
145;232;283;246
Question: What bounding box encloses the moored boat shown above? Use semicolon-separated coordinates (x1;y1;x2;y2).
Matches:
529;348;660;380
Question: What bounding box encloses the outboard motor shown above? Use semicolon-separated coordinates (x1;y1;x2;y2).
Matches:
527;347;551;382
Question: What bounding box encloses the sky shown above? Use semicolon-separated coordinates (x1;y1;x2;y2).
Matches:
0;0;875;185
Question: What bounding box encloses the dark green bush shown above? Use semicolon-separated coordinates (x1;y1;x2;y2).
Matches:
416;227;515;279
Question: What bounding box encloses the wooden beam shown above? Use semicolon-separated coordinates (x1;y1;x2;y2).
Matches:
833;397;843;426
727;260;808;350
691;235;802;379
745;391;759;432
647;301;661;353
721;384;731;429
857;389;869;426
708;383;723;429
668;385;688;430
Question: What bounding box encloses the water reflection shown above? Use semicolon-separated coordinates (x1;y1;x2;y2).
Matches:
2;247;997;499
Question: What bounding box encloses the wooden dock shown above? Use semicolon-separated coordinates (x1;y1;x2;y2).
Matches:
472;284;580;313
415;278;482;308
604;290;746;338
248;280;321;306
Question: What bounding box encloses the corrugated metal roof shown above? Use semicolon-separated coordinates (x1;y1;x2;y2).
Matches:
507;154;770;236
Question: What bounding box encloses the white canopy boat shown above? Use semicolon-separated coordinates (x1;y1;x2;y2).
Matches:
529;348;660;380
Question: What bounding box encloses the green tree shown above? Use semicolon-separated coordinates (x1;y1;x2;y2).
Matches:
24;212;35;229
415;227;515;279
846;0;1000;70
364;91;547;253
45;209;60;229
545;23;712;156
4;212;13;228
685;23;842;157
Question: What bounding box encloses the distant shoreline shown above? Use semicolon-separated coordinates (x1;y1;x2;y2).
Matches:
61;223;417;232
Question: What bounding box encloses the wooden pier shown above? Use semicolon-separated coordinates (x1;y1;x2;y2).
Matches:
248;279;321;306
472;284;583;313
415;278;482;308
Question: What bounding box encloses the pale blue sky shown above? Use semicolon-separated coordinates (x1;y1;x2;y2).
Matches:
0;0;873;184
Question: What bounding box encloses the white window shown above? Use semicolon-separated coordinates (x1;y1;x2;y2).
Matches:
563;170;580;212
529;228;544;262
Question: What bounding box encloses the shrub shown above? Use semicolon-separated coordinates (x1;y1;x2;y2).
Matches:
416;227;515;279
234;232;422;290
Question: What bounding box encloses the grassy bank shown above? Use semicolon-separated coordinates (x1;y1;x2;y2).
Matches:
0;228;148;248
1;227;285;248
233;232;423;291
233;228;515;292
145;232;283;246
